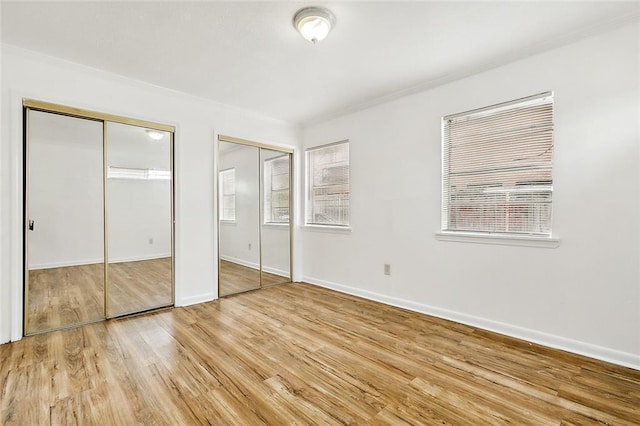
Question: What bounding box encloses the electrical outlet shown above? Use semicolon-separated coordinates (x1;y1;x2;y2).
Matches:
248;243;252;250
148;238;154;244
384;264;391;275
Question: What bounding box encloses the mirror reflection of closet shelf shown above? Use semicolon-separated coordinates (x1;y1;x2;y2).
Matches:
108;166;171;180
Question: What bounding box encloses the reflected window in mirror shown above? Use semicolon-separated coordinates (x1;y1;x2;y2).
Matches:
219;168;236;221
264;156;290;224
108;166;171;180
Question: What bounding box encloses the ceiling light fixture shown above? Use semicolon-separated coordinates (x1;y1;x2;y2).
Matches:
145;129;164;141
293;6;335;44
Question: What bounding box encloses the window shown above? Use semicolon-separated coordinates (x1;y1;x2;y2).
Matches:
306;141;350;226
219;168;236;221
107;166;171;180
263;155;290;223
442;92;553;236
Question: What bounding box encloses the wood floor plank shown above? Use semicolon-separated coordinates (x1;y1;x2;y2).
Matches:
2;282;640;424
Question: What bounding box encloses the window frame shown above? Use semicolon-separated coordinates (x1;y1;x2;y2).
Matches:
263;154;290;225
304;140;351;229
438;92;559;248
218;167;236;223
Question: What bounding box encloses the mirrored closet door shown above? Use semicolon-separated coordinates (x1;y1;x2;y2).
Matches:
24;101;175;335
106;122;173;316
217;136;292;297
25;110;105;333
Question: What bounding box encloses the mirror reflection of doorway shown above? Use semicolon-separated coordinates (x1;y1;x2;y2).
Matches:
23;101;175;335
217;136;292;297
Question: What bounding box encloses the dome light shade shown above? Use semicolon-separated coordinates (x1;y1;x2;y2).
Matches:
293;7;335;44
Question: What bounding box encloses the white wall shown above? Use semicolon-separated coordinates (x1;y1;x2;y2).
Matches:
107;122;172;263
107;179;172;263
27;110;105;268
262;225;290;277
219;144;261;268
301;23;640;369
0;45;299;343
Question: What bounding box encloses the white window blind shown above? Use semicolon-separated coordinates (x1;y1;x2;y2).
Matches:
219;168;236;221
442;92;553;236
264;155;290;223
108;166;171;180
306;141;350;226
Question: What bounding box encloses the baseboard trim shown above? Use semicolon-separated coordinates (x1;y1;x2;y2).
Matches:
262;265;289;279
29;253;171;270
109;254;172;264
219;255;259;270
219;256;289;278
303;276;640;371
29;258;104;270
177;292;217;307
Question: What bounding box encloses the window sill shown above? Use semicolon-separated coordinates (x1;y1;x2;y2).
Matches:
263;222;290;228
435;232;559;248
303;224;352;233
220;220;237;225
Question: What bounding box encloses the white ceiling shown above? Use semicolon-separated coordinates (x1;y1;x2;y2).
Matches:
2;1;638;125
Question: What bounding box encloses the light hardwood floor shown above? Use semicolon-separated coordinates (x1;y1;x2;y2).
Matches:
219;259;289;296
108;258;172;315
27;258;172;333
3;283;639;425
27;264;105;333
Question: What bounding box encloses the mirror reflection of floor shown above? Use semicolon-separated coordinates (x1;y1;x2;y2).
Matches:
27;263;104;333
108;258;172;315
219;259;289;297
27;257;172;333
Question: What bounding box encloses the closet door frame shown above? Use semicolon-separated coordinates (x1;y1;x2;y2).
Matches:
23;99;176;336
216;134;294;298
